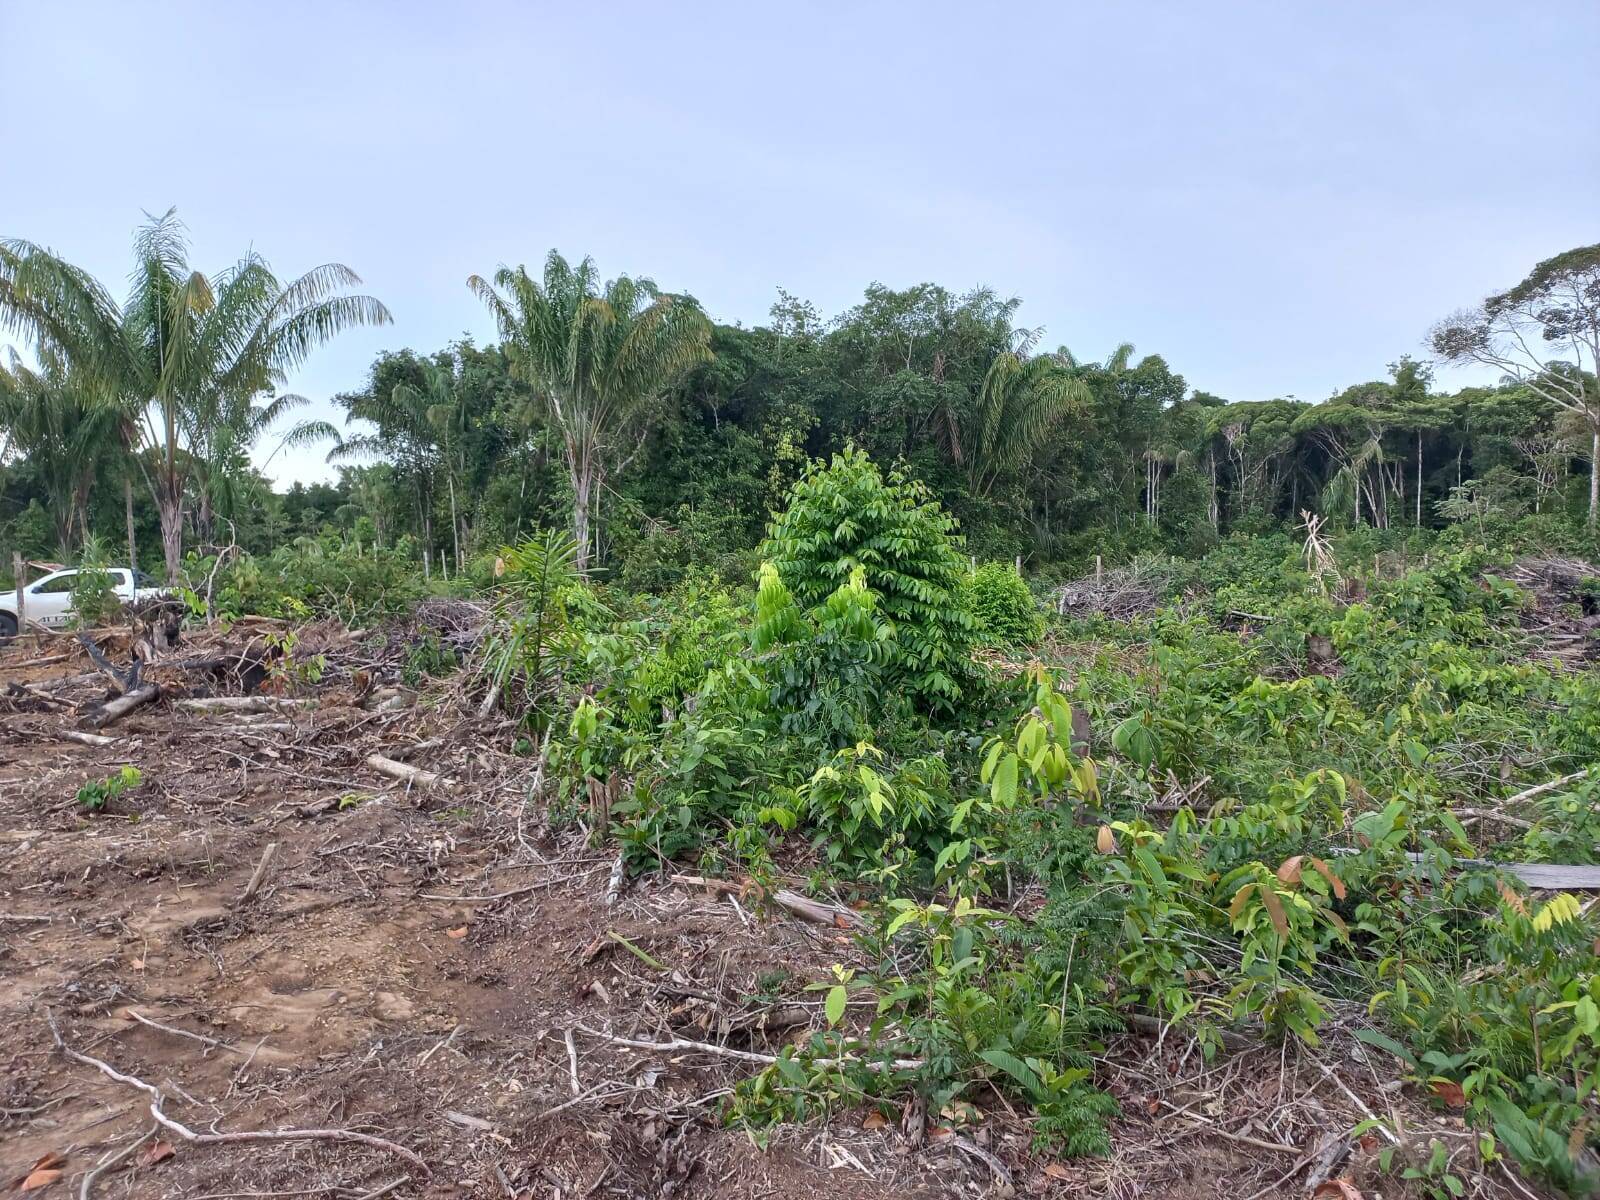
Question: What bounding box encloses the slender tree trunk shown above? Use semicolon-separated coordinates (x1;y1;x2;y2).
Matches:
125;477;138;574
422;512;432;581
571;456;594;575
196;487;215;551
447;472;462;569
1416;432;1423;526
1590;428;1599;530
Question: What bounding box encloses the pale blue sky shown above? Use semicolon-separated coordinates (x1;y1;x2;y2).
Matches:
3;1;1596;483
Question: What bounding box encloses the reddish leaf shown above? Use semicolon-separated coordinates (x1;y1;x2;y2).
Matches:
446;926;468;939
1260;886;1290;938
1496;880;1529;917
1313;1181;1364;1200
139;1141;175;1166
1430;1078;1467;1108
1309;857;1347;900
1276;855;1304;884
21;1169;63;1192
1358;1132;1378;1151
1228;882;1256;920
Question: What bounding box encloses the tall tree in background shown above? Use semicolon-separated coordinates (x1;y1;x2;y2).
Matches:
0;209;390;580
964;340;1088;498
470;251;712;572
1431;245;1600;527
0;348;121;551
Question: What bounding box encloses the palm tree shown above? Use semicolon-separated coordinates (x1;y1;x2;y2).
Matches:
393;359;470;569
0;209;390;581
189;390;338;547
469;251;711;572
0;348;122;552
964;346;1088;498
330;366;446;573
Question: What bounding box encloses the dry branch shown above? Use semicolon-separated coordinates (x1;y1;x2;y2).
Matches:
46;1011;430;1176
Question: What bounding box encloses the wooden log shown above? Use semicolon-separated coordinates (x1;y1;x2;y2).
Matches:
366;755;441;788
670;873;863;927
84;683;160;730
178;696;315;714
53;729;120;748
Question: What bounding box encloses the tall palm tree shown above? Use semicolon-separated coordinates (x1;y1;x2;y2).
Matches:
189;390;338;547
0;209;390;581
469;251;711;572
330;366;446;572
396;359;471;568
0;348;122;552
965;347;1088;499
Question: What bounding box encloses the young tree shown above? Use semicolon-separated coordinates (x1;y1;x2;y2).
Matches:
469;251;711;572
0;209;389;580
1431;245;1600;527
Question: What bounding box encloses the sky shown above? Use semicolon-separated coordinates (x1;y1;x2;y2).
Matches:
3;0;1597;485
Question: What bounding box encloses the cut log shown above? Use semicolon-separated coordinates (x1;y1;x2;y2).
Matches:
178;696;316;714
84;684;160;730
367;755;441;788
53;729;120;748
671;873;863;927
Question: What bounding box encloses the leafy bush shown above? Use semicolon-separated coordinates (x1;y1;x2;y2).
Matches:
191;537;427;623
965;561;1043;648
761;448;975;707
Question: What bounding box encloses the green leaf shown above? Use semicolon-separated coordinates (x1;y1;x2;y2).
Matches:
825;984;847;1026
978;1048;1044;1099
1354;1027;1418;1068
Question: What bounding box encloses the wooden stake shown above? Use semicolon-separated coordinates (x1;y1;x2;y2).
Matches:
13;552;25;630
239;842;279;903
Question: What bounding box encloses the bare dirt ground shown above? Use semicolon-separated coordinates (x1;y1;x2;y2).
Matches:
0;626;1532;1200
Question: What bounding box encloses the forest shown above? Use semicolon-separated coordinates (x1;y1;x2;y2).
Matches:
2;218;1600;1200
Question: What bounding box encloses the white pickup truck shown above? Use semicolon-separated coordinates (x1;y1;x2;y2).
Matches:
0;568;168;638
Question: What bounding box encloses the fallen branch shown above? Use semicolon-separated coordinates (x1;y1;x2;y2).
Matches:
79;1125;157;1200
575;1024;923;1071
944;1133;1015;1191
178;696;315;714
366;754;440;788
53;729;121;748
670;873;863;928
47;1011;430;1176
1505;770;1590;806
83;684;159;730
125;1009;257;1059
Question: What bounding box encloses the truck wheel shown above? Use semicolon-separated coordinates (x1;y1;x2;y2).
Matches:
0;613;16;642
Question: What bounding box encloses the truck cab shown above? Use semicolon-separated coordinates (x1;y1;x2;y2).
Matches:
0;568;168;637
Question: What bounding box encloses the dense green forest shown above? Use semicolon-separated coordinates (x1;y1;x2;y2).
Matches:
3;220;1598;584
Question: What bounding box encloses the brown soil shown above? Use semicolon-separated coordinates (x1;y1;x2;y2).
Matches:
0;633;1533;1200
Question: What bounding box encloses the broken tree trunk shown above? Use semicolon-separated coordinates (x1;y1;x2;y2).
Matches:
84;684;160;730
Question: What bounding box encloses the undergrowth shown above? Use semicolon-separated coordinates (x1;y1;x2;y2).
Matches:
493;457;1600;1192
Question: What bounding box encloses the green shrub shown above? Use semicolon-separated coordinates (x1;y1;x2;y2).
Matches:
761;448;974;708
966;562;1043;648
